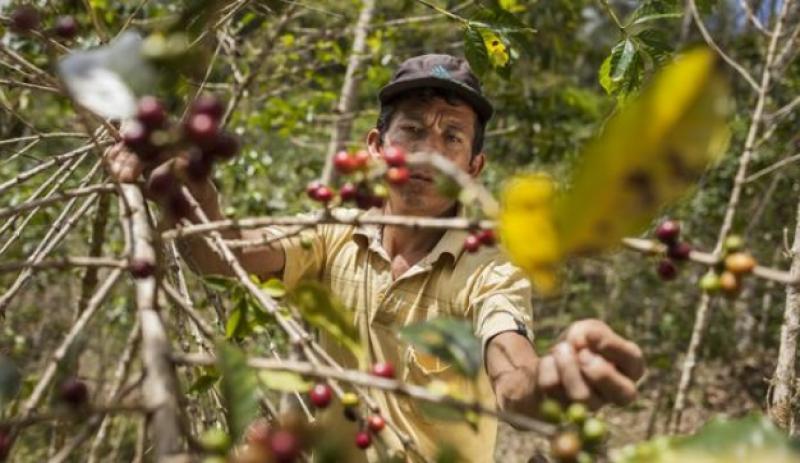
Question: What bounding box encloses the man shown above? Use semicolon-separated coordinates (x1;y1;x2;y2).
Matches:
107;54;644;462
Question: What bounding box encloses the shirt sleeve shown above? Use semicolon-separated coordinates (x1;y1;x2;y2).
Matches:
468;258;535;357
262;218;326;290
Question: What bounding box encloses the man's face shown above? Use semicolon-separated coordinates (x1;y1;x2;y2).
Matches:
368;95;485;216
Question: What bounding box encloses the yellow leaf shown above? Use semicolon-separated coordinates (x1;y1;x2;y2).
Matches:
499;174;560;295
481;31;510;68
498;48;730;293
557;47;729;256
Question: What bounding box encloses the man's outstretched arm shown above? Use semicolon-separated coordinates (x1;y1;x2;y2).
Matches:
486;319;644;418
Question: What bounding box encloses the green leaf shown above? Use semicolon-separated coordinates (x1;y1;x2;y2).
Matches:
0;356;20;407
464;26;490;78
216;342;260;442
611;39;636;83
257;371;312;392
260;278;286;298
400;318;481;378
288;281;363;361
637;29;673;67
203;275;236;293
225;301;246;340
598;53;617;95
614;414;800;463
627;0;682;27
188;372;220;395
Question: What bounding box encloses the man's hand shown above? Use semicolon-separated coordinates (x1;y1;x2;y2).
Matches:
487;319;644;418
540;319;643;409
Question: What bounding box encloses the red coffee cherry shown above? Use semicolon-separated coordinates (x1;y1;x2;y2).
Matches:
370;362;395;379
477;229;496;246
58;377;88;407
191;94;224;121
309;383;332;408
352;150;370;170
136;96;167;130
367;415;385;433
463;235;481;253
339;183;358;202
206;132;240;161
386;167;410;185
355;431;372;449
333;151;358;174
54;15;78;39
313;185;333;203
129;258;156;279
270;429;299;463
656;259;677;281
655;220;680;245
382;145;406;167
184;113;218;145
667;242;692;261
11;6;40;33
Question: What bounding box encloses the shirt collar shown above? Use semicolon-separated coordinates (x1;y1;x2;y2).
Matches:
351;207;469;267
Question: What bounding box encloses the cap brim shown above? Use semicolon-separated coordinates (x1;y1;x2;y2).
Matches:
379;77;493;123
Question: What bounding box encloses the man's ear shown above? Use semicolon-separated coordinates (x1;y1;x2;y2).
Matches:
366;128;383;159
469;152;486;178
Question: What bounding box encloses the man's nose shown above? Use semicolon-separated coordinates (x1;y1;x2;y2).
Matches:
412;130;446;155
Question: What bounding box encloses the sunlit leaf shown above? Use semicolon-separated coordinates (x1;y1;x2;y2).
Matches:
288;281;363;361
260;278;286;298
613;414;800;463
257;371;311;392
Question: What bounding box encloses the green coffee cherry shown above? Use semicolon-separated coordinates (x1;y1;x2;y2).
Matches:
699;270;721;293
566;403;588;424
582;417;607;443
539;398;564;424
199;428;231;454
723;235;744;253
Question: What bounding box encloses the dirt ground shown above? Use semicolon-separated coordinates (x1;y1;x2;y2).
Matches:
493;357;770;462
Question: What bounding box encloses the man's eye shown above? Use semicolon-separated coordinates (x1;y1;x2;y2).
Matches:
447;135;462;144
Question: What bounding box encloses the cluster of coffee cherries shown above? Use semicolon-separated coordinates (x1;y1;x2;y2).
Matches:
698;235;756;297
539;400;607;463
307;361;395;451
306;145;412;209
653;220;692;281
463;229;496;254
121;94;239;216
8;5;79;40
231;415;319;463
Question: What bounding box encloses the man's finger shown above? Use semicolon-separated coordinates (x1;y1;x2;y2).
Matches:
552;343;601;409
537;355;570;406
578;349;637;406
565;320;644;381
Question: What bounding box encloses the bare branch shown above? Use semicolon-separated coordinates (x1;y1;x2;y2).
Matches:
688;0;760;92
173;352;558;436
0;183;116;221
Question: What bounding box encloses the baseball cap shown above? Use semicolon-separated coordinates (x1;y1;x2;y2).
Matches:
378;54;493;123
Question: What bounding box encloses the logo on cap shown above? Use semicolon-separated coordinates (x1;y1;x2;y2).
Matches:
431;65;451;80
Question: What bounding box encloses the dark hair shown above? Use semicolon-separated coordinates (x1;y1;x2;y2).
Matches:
376;87;486;157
